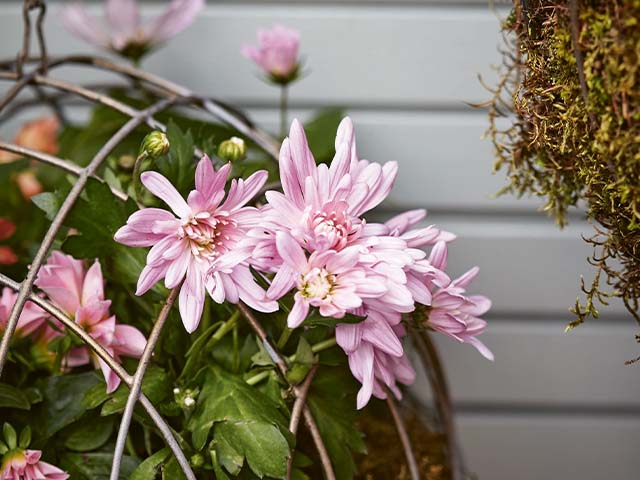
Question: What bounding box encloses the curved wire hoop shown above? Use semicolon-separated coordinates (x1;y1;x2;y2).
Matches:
0;3;464;479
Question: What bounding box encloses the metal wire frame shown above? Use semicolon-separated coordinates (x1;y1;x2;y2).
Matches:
0;3;464;479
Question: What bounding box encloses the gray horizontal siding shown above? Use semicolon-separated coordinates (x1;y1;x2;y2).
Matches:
1;3;638;480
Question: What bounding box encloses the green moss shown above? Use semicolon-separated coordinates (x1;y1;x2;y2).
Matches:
489;1;640;324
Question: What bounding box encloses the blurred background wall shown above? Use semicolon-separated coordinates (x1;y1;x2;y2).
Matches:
1;1;639;478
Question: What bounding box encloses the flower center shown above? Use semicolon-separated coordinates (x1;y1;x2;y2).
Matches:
304;204;359;251
300;267;335;300
179;213;236;261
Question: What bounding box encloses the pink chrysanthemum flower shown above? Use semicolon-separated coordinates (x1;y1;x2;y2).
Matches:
242;25;300;83
60;0;204;60
267;232;386;328
0;449;68;480
252;117;398;268
115;156;277;333
424;241;494;360
337;311;416;409
0;288;49;339
35;252;146;392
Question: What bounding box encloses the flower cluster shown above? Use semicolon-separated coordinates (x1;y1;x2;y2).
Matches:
33;252;146;392
117;117;492;408
1;252;146;393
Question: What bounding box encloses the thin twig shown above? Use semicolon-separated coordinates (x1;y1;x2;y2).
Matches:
111;286;183;480
412;328;463;480
0;99;173;379
0;142;128;201
0;273;195;479
302;407;336;480
286;365;318;480
236;302;336;479
385;388;420;480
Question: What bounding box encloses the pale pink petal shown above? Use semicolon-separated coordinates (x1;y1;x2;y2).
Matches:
361;318;403;357
453;266;480;289
141;171;191;218
60;3;110;48
165;250;190;288
81;261;104;305
113;324;146;357
179;266;205;333
275;231;307;271
136;262;170;295
267;266;297;300
144;0;205;44
98;357;121;393
106;0;140;38
232;265;279;313
288;296;309;328
351;343;375;410
336;323;362;353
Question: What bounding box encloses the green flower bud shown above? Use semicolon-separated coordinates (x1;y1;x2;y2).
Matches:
190;453;205;468
217;136;247;162
141;131;170;158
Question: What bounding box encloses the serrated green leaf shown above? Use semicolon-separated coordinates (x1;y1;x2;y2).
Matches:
60;452;139;480
0;383;31;410
187;367;290;478
130;447;170;480
161;457;187;480
64;415;114;452
31;191;63;221
37;372;102;437
215;421;289;479
101;367;171;416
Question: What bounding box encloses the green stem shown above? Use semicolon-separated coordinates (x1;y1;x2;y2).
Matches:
245;337;337;386
205;310;240;350
132;151;148;202
311;337;337;354
276;327;293;350
280;85;288;138
125;435;138;459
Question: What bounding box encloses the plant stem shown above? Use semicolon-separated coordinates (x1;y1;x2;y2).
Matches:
205;310;239;350
280;85;288;138
311;337;336;354
245;337;337;385
132;150;148;202
276;327;293;350
125;435;138;459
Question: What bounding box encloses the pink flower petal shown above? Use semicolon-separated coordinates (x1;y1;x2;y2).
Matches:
141;171;191;218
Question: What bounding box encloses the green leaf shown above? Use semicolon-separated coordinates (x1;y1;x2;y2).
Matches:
3;423;17;449
161;457;187;480
286;337;315;385
81;383;111;410
130;448;170;480
31;191;64;221
153;121;196;196
0;383;31;410
303;108;345;164
64;415;114;452
60;452;139;480
306;367;366;480
187;367;290;479
304;312;365;329
101;366;171;416
215;421;290;479
18;425;31;449
36;371;102;437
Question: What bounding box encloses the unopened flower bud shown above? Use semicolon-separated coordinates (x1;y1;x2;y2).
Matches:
141;131;170;158
184;396;195;407
190;453;205;468
173;387;181;395
217;137;247;162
